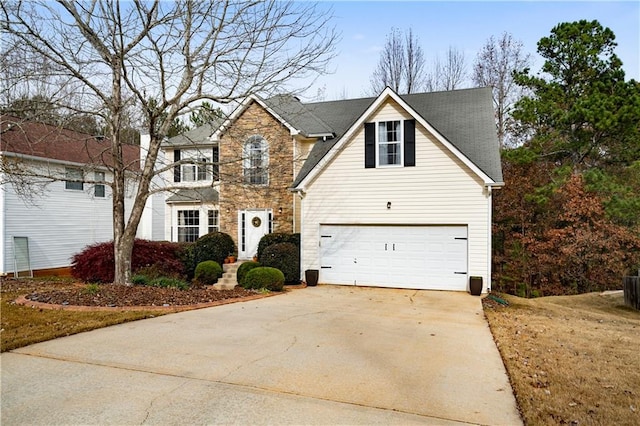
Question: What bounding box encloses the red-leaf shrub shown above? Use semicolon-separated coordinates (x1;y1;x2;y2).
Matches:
71;239;190;283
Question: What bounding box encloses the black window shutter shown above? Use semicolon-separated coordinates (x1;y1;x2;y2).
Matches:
212;146;219;180
404;119;416;167
174;149;181;182
364;122;375;168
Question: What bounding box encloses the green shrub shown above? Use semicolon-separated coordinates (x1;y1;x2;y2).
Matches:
131;274;149;285
83;283;100;295
148;277;190;290
194;232;235;267
242;267;285;291
194;260;223;285
257;233;300;261
176;242;196;280
237;261;261;286
261;242;300;284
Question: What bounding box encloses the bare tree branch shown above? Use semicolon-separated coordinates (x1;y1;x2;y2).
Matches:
1;0;338;284
473;32;532;148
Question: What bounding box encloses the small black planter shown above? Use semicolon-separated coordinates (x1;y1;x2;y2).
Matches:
469;276;483;296
305;269;319;287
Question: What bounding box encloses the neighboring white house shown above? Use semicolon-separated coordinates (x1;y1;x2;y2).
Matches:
156;86;503;292
0;116;139;276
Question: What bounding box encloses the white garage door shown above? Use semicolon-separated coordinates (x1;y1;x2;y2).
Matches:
319;225;468;291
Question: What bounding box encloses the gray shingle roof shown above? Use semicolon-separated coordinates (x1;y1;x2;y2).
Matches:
165;120;222;147
292;87;503;187
261;95;335;137
163;88;503;189
166;187;219;203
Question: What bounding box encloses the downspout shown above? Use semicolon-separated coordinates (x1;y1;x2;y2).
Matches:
292;189;306;281
0;168;5;274
486;185;493;293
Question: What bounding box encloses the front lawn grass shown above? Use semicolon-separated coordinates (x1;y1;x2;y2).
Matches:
1;277;164;352
484;291;640;425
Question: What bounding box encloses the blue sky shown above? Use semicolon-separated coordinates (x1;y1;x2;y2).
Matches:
305;1;640;100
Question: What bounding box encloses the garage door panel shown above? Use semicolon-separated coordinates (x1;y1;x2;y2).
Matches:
319;225;468;291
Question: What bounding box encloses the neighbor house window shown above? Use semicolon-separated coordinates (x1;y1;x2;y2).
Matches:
177;210;199;242
243;135;268;185
94;171;105;197
208;210;219;233
378;120;402;166
65;167;84;190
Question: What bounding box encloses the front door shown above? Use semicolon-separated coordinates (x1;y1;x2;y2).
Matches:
238;209;271;259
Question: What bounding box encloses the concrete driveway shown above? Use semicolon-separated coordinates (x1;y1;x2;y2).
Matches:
1;286;521;425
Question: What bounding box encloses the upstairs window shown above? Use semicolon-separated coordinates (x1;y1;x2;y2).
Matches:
181;158;212;182
364;119;415;168
174;149;215;182
378;120;402;166
243;135;268;185
94;171;105;197
65;167;83;190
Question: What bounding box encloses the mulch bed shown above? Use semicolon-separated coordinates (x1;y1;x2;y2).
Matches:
4;279;283;312
4;278;305;312
25;284;259;307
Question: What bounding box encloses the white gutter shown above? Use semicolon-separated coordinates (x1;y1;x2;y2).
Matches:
1;151;116;171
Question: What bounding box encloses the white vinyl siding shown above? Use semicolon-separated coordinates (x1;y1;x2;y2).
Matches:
1;160;135;274
300;99;491;289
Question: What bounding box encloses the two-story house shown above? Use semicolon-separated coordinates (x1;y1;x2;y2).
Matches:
0;115;139;276
159;87;503;292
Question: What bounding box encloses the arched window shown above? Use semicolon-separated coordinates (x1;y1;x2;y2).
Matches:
243;135;268;185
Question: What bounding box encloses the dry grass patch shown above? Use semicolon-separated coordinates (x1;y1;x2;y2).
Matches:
484;291;640;425
1;278;163;352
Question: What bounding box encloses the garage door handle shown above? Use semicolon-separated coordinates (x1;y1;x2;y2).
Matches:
454;272;467;274
321;266;332;269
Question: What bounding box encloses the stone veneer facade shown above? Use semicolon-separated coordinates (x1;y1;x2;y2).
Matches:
218;101;295;249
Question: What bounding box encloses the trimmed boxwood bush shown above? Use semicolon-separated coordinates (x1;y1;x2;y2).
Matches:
193;232;235;267
256;233;300;261
71;239;188;283
194;261;223;285
237;261;261;287
242;267;285;291
261;242;300;284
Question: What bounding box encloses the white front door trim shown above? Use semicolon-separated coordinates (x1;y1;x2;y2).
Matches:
238;209;272;259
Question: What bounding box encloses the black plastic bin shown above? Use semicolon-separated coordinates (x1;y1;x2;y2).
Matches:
305;269;319;287
469;276;483;296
